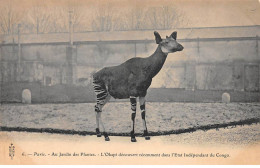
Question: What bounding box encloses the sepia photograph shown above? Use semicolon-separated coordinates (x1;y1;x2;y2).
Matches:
0;0;259;165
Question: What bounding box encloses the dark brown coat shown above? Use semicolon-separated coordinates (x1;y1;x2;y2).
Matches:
93;31;184;99
93;46;167;99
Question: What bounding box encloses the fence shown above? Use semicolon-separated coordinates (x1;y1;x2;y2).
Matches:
0;26;259;103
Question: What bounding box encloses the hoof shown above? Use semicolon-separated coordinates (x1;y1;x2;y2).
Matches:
145;136;150;140
96;128;101;137
131;137;137;142
105;137;110;141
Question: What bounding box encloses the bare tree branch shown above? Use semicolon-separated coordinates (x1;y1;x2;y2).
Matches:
0;1;189;34
26;3;52;34
92;2;114;32
0;0;24;34
146;5;188;30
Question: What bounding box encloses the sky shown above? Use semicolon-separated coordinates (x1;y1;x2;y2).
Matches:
0;0;259;28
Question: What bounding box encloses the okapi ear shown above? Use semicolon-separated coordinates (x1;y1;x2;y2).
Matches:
154;31;162;44
171;31;177;40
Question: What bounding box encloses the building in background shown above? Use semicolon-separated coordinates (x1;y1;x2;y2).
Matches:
0;0;259;103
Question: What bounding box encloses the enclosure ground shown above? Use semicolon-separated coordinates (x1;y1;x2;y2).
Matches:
0;102;259;135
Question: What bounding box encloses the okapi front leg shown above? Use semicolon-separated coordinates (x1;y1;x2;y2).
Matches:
139;97;150;140
130;96;137;142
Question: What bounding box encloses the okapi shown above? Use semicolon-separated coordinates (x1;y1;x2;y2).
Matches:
92;31;184;142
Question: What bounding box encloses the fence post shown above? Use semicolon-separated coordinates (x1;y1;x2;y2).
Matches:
17;24;21;81
256;35;259;58
194;37;200;91
256;35;259;92
69;10;73;46
0;45;2;104
134;43;136;57
243;63;245;91
66;46;73;84
197;37;200;56
193;63;197;91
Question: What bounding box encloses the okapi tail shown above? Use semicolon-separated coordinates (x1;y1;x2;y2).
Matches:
92;75;108;111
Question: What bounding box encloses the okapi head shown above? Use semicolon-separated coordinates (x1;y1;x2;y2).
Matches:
154;31;184;53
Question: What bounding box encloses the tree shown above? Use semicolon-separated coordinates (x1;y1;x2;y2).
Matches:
129;6;147;30
27;4;52;34
0;0;24;34
25;0;85;33
111;6;148;31
146;5;187;30
91;2;114;32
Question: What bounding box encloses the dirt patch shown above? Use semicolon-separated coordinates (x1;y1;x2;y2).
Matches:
0;102;259;134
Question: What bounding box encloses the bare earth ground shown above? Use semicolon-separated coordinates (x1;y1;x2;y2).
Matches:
0;102;260;134
0;102;260;164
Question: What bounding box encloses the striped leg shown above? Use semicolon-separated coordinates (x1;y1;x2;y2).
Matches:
93;79;111;141
95;111;101;137
95;94;111;140
139;97;150;140
130;96;137;142
96;106;110;141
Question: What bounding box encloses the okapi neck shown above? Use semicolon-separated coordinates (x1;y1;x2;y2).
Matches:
148;45;168;78
150;45;168;59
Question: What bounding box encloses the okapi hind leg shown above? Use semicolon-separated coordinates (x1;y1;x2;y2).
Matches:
93;78;111;140
130;96;137;142
94;94;111;141
95;110;102;137
139;97;150;140
97;112;110;141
